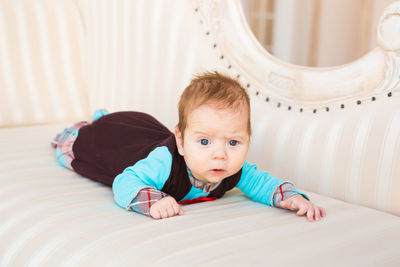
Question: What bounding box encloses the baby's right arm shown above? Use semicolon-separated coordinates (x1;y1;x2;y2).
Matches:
112;147;172;207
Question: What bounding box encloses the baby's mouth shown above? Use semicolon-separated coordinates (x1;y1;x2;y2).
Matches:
210;169;225;175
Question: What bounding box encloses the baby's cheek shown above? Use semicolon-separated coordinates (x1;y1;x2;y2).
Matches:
185;151;206;170
232;153;247;171
229;159;243;173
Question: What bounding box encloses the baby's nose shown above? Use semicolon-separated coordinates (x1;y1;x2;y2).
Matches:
212;144;227;160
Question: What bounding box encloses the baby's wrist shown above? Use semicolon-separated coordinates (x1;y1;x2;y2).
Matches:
273;183;296;208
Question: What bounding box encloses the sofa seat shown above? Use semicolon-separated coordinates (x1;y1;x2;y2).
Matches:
1;124;400;266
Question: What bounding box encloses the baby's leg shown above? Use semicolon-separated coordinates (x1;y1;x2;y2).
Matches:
52;109;110;170
51;121;89;170
91;109;109;122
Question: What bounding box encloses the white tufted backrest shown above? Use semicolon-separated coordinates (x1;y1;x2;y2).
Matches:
0;0;89;127
76;0;229;129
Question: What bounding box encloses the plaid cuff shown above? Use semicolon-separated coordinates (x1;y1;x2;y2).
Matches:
272;182;298;208
128;187;169;216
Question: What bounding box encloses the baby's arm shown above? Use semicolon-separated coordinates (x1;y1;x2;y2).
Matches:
113;146;184;219
237;161;326;222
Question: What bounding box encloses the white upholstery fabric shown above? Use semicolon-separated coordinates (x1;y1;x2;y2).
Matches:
249;94;400;216
1;124;400;266
76;0;227;129
0;0;89;126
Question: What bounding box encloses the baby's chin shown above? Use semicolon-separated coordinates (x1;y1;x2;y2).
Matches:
203;174;229;184
204;178;222;184
195;169;236;184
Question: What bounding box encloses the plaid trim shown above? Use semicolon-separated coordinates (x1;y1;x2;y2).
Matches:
128;187;169;216
187;167;220;193
272;182;297;208
51;121;88;170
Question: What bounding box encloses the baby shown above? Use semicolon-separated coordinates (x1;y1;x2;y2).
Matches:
52;72;326;221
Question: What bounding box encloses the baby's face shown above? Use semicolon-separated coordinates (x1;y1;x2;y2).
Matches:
175;105;250;184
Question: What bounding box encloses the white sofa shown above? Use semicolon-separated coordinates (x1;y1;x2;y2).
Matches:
1;0;400;266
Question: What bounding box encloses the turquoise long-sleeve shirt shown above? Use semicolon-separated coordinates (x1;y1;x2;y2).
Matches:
112;146;306;210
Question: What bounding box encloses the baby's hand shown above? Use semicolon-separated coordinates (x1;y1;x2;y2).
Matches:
280;195;326;222
149;196;184;219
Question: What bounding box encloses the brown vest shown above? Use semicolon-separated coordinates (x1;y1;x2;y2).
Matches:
72;111;241;201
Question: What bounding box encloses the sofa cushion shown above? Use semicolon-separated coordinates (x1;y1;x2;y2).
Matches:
1;124;400;266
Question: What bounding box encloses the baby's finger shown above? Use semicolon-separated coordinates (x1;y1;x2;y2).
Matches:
314;206;321;221
306;207;315;222
167;206;175;217
176;204;184;215
171;203;179;215
320;207;327;217
160;209;168;219
178;206;184;215
151;210;161;220
296;206;308;216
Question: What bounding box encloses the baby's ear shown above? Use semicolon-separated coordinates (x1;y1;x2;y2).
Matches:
174;126;184;156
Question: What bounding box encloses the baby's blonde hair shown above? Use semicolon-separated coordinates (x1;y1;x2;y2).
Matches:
177;71;251;139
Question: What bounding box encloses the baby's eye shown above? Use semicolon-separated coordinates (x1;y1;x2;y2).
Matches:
200;139;209;146
229;140;238;146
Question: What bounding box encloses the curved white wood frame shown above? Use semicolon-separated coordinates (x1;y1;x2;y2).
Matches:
196;0;400;108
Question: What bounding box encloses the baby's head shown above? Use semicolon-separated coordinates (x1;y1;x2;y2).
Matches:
175;71;251;184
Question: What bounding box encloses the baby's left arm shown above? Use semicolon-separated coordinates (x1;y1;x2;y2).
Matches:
237;161;326;222
280;194;326;222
